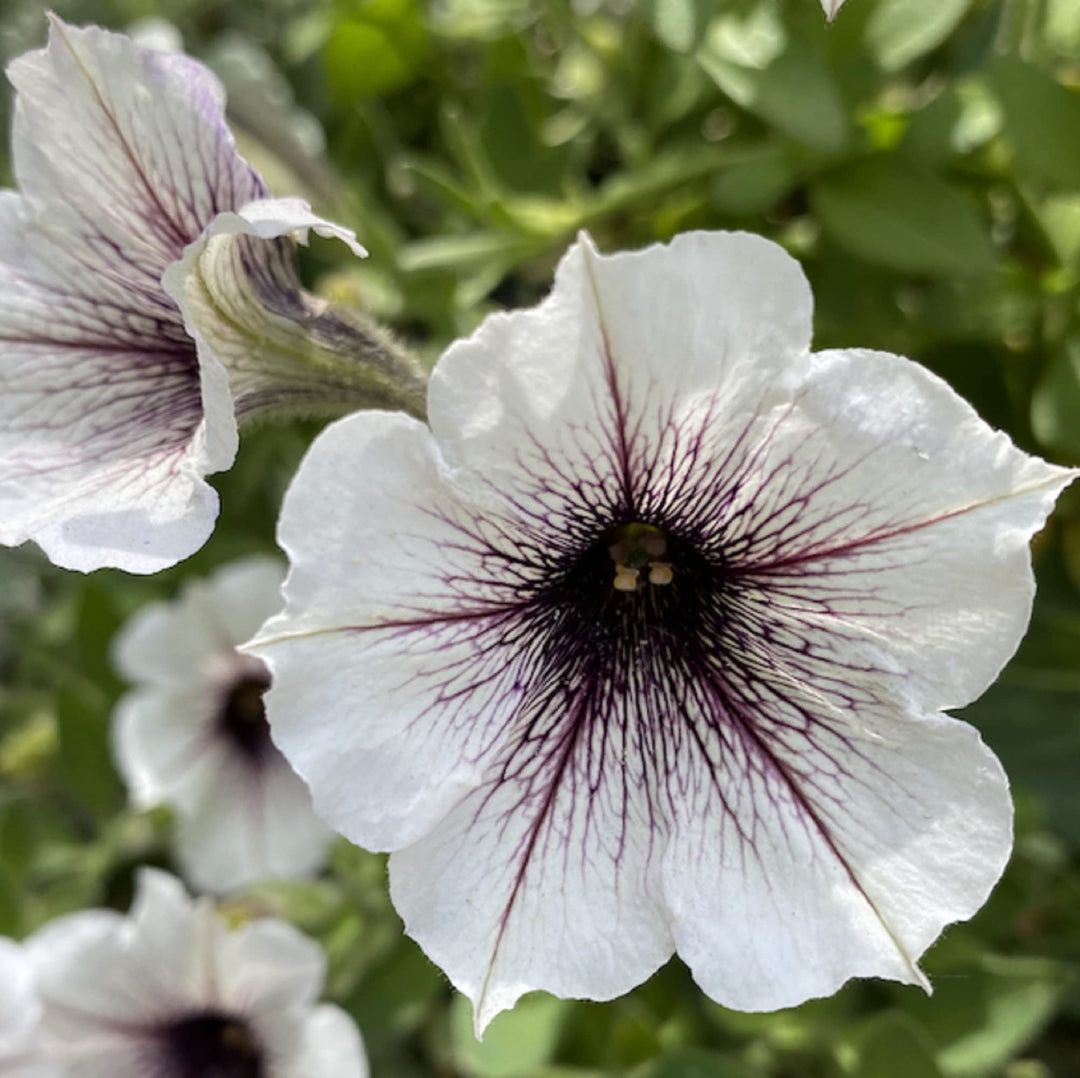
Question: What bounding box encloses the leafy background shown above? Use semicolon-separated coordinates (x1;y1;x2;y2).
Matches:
2;0;1080;1074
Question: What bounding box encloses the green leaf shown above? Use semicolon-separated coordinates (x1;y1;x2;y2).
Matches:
1032;339;1080;456
990;56;1080;189
451;993;568;1078
697;16;849;154
865;0;972;73
810;158;995;276
324;0;428;103
854;1014;944;1078
931;957;1072;1076
646;0;711;54
344;935;445;1052
711;144;798;215
630;1047;762;1078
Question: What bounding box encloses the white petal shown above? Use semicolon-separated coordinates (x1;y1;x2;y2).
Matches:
0;190;234;573
8;18;264;275
111;584;230;686
113;555;282;685
0;937;40;1055
822;0;847;19
205;555;285;644
110;686;219;810
657;673;1010;1009
174;753;332;894
215;917;325;1015
427;231;813;525
280;1004;368;1078
390;682;676;1033
250;411;531;850
24;909;163;1033
0;16;265;572
724;348;1076;709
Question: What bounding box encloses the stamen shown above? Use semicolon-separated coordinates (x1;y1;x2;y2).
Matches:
608;523;674;591
648;562;673;586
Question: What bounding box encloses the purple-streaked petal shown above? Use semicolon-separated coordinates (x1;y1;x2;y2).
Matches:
7;17;264;279
253;229;1074;1031
164;198;427;424
663;701;1007;1009
427;231;812;529
250;411;528;849
389;692;677;1032
0;192;234;573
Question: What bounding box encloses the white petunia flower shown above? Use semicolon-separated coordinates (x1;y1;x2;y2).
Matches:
821;0;847;19
112;556;333;894
23;868;368;1078
247;230;1077;1033
0;18;423;574
0;937;55;1078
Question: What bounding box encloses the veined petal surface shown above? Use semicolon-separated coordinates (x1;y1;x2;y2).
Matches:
250;230;1076;1033
0;18;264;571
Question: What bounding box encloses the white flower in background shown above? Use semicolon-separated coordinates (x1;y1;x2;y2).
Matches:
248;230;1076;1033
23;868;367;1078
0;937;55;1077
0;18;424;574
821;0;847;20
113;556;333;894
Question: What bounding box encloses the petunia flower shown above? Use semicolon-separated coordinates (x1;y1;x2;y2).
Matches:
22;868;368;1077
111;555;333;894
247;230;1076;1033
0;18;424;574
0;937;55;1078
821;0;847;19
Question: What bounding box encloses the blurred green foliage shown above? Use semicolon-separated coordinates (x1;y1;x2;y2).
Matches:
3;0;1080;1075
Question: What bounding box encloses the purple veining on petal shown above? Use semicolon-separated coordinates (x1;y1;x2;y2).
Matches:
297;306;1041;1001
0;21;273;563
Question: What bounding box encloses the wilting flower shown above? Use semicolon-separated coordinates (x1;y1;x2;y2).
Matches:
0;938;53;1077
112;556;333;893
23;868;367;1077
0;18;423;573
248;229;1075;1032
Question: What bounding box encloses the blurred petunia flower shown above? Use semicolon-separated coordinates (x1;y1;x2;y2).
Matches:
112;556;333;894
0;938;54;1077
0;18;424;574
248;230;1076;1032
23;868;368;1077
821;0;847;19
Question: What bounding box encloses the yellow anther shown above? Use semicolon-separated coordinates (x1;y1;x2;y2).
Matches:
613;565;640;592
648;562;674;586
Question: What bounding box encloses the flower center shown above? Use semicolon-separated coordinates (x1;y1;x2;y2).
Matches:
543;519;718;652
607;523;674;592
218;662;273;762
159;1011;265;1078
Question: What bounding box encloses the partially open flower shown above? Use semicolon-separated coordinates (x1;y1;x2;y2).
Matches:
0;938;54;1078
113;556;333;893
0;18;424;573
248;230;1076;1032
23;869;367;1077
